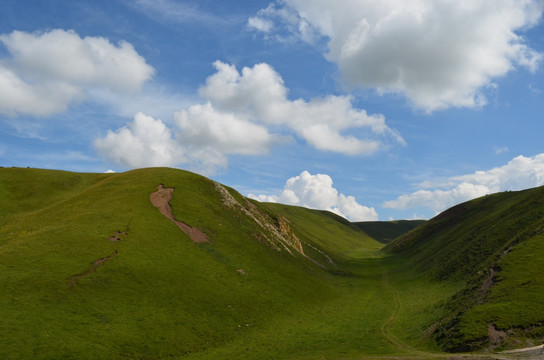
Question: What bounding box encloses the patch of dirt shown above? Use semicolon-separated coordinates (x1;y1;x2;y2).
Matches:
475;268;497;304
488;324;508;349
150;184;209;243
108;230;126;242
68;251;117;287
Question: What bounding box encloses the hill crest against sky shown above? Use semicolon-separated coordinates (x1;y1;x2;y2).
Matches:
1;1;544;221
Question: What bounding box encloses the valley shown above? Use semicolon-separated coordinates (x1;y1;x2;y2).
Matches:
0;167;542;359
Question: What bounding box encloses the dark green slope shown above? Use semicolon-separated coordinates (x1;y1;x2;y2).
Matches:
354;220;426;244
386;187;544;352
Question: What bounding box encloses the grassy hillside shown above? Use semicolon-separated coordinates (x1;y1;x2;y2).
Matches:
386;187;544;352
353;220;426;244
1;167;541;359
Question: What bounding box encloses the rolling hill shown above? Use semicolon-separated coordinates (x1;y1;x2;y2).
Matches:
1;167;543;359
386;187;544;352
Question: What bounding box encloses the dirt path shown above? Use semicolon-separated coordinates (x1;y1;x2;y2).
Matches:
494;345;544;359
381;270;429;356
150;184;209;243
379;270;499;360
68;251;117;287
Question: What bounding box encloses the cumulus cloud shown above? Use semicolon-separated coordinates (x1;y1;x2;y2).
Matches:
93;112;227;175
0;67;82;116
94;112;185;169
96;60;404;174
384;154;544;214
251;0;544;112
174;102;284;156
0;29;154;116
194;61;404;155
249;170;378;221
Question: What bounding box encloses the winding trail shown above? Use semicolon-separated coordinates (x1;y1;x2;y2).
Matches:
381;270;429;356
379;269;499;360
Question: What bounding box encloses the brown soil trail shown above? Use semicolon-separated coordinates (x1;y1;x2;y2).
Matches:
68;251;117;287
150;184;209;243
380;270;428;356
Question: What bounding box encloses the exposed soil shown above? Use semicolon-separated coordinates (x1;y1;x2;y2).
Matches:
108;230;126;242
150;184;209;243
68;251;117;287
488;324;507;348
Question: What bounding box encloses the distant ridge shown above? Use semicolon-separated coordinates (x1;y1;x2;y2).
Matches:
353;219;425;244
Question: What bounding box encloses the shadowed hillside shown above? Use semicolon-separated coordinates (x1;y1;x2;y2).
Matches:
386;187;544;352
354;220;426;244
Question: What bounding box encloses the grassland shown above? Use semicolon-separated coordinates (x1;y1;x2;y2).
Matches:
1;167;542;359
387;187;544;352
353;220;426;244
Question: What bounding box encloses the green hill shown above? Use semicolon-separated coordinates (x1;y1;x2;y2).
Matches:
353;220;426;244
386;187;544;352
1;167;543;359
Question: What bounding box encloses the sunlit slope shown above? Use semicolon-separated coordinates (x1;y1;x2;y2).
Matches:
0;167;405;360
386;187;544;352
262;202;383;261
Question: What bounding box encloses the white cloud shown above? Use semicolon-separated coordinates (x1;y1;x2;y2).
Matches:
196;60;404;155
0;29;154;116
251;0;544;112
248;16;274;33
453;154;544;192
174;102;285;156
249;170;378;221
0;66;82;116
384;154;544;214
94;112;184;169
383;182;490;214
94;112;228;175
494;146;509;155
96;60;404;175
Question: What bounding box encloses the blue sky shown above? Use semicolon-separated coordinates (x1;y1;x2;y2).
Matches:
1;0;544;221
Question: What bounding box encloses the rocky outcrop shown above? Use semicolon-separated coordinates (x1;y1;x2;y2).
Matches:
214;182;304;256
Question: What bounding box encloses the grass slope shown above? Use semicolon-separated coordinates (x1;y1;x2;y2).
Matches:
386;187;544;352
2;167;538;359
354;220;426;244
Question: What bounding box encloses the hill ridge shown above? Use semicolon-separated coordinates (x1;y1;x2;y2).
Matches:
387;186;544;352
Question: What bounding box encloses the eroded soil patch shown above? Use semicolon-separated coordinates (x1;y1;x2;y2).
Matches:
108;230;126;242
68;251;117;287
150;184;209;243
